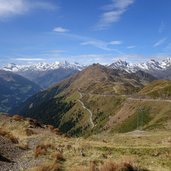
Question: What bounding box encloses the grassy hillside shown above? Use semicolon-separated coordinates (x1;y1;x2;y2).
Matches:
78;93;171;134
17;88;171;137
139;80;171;98
108;99;171;133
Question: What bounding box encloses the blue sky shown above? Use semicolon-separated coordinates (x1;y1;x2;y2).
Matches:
0;0;171;66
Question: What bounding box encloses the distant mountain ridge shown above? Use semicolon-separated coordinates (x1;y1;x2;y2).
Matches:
3;61;84;72
2;61;85;89
3;58;171;73
0;70;41;113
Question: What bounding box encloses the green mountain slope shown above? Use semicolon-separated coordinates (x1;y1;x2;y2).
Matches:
0;70;41;113
15;64;161;136
139;80;171;98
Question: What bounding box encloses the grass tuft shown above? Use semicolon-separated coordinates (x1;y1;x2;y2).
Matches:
0;128;19;144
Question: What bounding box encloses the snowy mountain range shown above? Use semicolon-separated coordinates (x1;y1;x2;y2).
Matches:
2;58;171;88
3;61;84;72
109;58;171;72
2;61;85;89
109;58;171;80
3;58;171;73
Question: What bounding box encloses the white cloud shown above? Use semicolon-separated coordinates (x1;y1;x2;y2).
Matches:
109;40;122;45
114;0;134;9
153;37;167;47
0;0;55;20
127;45;136;49
53;27;69;33
97;0;134;30
53;31;123;53
81;40;113;51
81;39;122;51
15;58;45;61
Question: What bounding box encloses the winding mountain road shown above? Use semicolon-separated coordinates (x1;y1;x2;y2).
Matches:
127;97;171;103
80;92;171;103
76;90;171;130
77;91;95;129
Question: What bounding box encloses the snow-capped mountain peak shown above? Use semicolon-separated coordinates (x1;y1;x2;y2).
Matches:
4;63;19;72
110;59;129;67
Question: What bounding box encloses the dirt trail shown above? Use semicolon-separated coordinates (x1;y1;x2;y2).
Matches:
77;91;94;129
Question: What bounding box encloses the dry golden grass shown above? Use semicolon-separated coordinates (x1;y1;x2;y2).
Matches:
30;148;64;171
47;125;64;135
34;144;54;158
54;152;65;162
17;142;29;150
28;163;62;171
0;128;19;144
25;128;36;136
0;128;7;136
52;128;61;135
73;161;148;171
0;115;170;171
35;145;48;158
47;125;55;131
12;115;24;122
100;162;134;171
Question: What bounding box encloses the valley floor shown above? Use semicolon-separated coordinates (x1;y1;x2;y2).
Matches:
0;114;171;171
